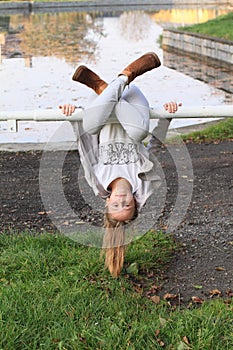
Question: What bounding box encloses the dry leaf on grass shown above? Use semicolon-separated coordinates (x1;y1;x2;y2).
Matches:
155;330;165;347
183;336;190;345
191;296;204;304
163;293;178;300
226;290;233;297
210;289;222;297
150;295;160;304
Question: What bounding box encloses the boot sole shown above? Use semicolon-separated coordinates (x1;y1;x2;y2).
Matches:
72;65;87;82
147;51;161;67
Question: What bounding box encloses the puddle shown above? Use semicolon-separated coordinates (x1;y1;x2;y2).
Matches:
0;9;231;144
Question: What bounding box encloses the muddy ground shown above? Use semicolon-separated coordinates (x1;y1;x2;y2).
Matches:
0;140;232;305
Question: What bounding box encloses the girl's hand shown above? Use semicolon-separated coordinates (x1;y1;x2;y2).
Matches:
163;101;182;113
59;104;76;116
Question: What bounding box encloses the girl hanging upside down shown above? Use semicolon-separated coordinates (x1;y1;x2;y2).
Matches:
60;52;181;277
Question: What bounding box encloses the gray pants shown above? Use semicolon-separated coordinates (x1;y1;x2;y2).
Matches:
82;76;150;142
82;76;171;145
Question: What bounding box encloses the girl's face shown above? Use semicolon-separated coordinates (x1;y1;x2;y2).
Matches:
106;191;136;222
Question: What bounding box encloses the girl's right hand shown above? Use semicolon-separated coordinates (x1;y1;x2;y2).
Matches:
59;104;76;116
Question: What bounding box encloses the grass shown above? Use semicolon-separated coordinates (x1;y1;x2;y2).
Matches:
0;231;233;349
179;12;233;41
181;118;233;143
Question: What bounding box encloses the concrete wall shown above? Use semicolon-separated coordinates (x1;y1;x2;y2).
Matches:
162;29;233;65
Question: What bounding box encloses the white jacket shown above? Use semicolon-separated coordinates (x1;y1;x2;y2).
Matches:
71;119;169;211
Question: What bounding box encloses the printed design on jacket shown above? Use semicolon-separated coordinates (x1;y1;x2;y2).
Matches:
100;142;139;165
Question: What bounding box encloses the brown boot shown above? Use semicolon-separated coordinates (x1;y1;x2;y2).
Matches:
119;52;161;84
72;65;108;95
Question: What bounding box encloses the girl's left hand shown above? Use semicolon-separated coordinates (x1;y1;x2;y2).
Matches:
163;101;182;113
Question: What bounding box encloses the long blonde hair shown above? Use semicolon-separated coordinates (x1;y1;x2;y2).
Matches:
102;203;138;277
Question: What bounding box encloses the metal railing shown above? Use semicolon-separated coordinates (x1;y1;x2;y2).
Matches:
0;105;232;133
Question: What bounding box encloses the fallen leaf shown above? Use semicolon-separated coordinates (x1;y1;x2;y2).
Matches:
146;284;160;296
150;284;160;292
158;339;165;347
210;289;221;297
38;210;53;215
183;336;190;345
226;290;233;297
163;293;178;300
155;330;165;347
133;284;143;294
192;296;204;304
215;267;225;271
150;295;160;304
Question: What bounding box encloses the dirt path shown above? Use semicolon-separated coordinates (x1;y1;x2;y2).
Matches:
0;140;232;304
156;140;233;304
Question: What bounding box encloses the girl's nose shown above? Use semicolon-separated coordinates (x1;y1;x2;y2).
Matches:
119;199;126;207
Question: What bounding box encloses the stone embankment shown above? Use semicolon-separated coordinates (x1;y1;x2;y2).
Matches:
162;29;233;65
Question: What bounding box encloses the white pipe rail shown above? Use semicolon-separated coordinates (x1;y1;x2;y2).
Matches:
0;105;232;122
0;105;233;133
0;105;232;132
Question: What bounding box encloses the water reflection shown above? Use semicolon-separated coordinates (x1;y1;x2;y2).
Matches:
0;7;232;111
163;48;233;103
150;8;230;26
119;11;153;41
0;12;104;64
1;6;231;142
0;7;232;65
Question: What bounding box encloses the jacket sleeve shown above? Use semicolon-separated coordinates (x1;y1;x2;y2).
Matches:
146;118;172;159
70;121;108;197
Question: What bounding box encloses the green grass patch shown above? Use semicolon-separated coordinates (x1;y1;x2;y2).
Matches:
181;118;233;143
179;12;233;41
0;231;232;349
